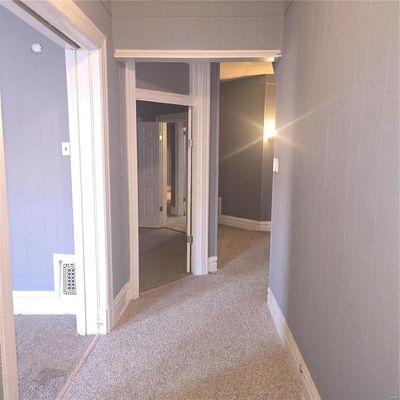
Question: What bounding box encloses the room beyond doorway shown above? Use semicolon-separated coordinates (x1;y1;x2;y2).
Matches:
136;101;191;292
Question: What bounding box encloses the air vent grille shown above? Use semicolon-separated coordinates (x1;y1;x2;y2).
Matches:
62;263;76;295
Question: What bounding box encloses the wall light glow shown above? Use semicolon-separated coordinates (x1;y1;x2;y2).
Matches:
263;120;276;142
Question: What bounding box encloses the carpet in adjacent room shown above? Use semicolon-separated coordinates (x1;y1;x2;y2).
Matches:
15;314;94;400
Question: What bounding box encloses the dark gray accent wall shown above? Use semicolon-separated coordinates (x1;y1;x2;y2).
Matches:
0;7;74;291
219;75;274;221
136;101;187;122
208;63;220;258
270;1;399;399
74;1;130;297
136;63;189;94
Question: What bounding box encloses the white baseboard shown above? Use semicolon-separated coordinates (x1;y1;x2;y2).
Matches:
13;253;77;315
112;282;131;327
267;288;321;400
13;291;76;315
208;256;218;272
219;215;271;232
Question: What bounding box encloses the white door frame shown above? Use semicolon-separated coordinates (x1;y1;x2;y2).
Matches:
0;87;19;400
160;122;168;227
125;62;210;301
0;1;112;397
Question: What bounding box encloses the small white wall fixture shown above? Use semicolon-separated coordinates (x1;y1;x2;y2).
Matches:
124;61;211;308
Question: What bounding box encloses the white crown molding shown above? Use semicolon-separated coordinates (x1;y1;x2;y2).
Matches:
268;288;321;400
114;49;281;62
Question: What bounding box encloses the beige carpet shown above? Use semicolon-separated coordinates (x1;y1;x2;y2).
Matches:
65;226;301;399
15;315;94;400
139;227;188;292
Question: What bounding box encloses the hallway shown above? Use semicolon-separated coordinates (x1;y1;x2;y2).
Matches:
65;226;301;399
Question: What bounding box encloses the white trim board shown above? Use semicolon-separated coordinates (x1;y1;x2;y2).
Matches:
136;88;195;107
112;282;131;327
13;293;77;315
219;215;271;232
267;288;321;400
12;253;77;315
115;49;281;62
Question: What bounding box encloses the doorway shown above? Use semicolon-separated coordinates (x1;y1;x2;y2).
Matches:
136;101;192;292
0;1;112;398
0;5;99;399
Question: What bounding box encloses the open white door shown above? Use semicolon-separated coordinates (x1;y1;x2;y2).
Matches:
186;109;193;273
137;122;162;228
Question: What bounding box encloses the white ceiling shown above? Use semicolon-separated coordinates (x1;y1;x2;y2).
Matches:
220;61;274;81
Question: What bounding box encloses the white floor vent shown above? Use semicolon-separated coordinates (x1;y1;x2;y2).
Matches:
62;262;77;295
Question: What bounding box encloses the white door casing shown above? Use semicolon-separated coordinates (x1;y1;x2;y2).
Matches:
160;122;168;226
173;120;187;217
137;122;162;228
186;108;193;273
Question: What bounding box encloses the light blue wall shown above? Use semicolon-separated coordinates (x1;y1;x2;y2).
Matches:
0;7;74;291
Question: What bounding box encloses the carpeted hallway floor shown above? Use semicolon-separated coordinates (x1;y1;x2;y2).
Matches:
65;226;301;400
15;315;94;400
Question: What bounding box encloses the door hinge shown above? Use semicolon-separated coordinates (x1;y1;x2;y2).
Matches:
160;206;163;212
188;139;193;148
187;235;193;244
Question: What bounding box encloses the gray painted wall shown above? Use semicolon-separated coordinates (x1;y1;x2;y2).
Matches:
0;7;74;291
270;1;399;399
136;63;189;94
73;1;130;298
209;63;220;258
111;1;284;51
219;75;274;221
